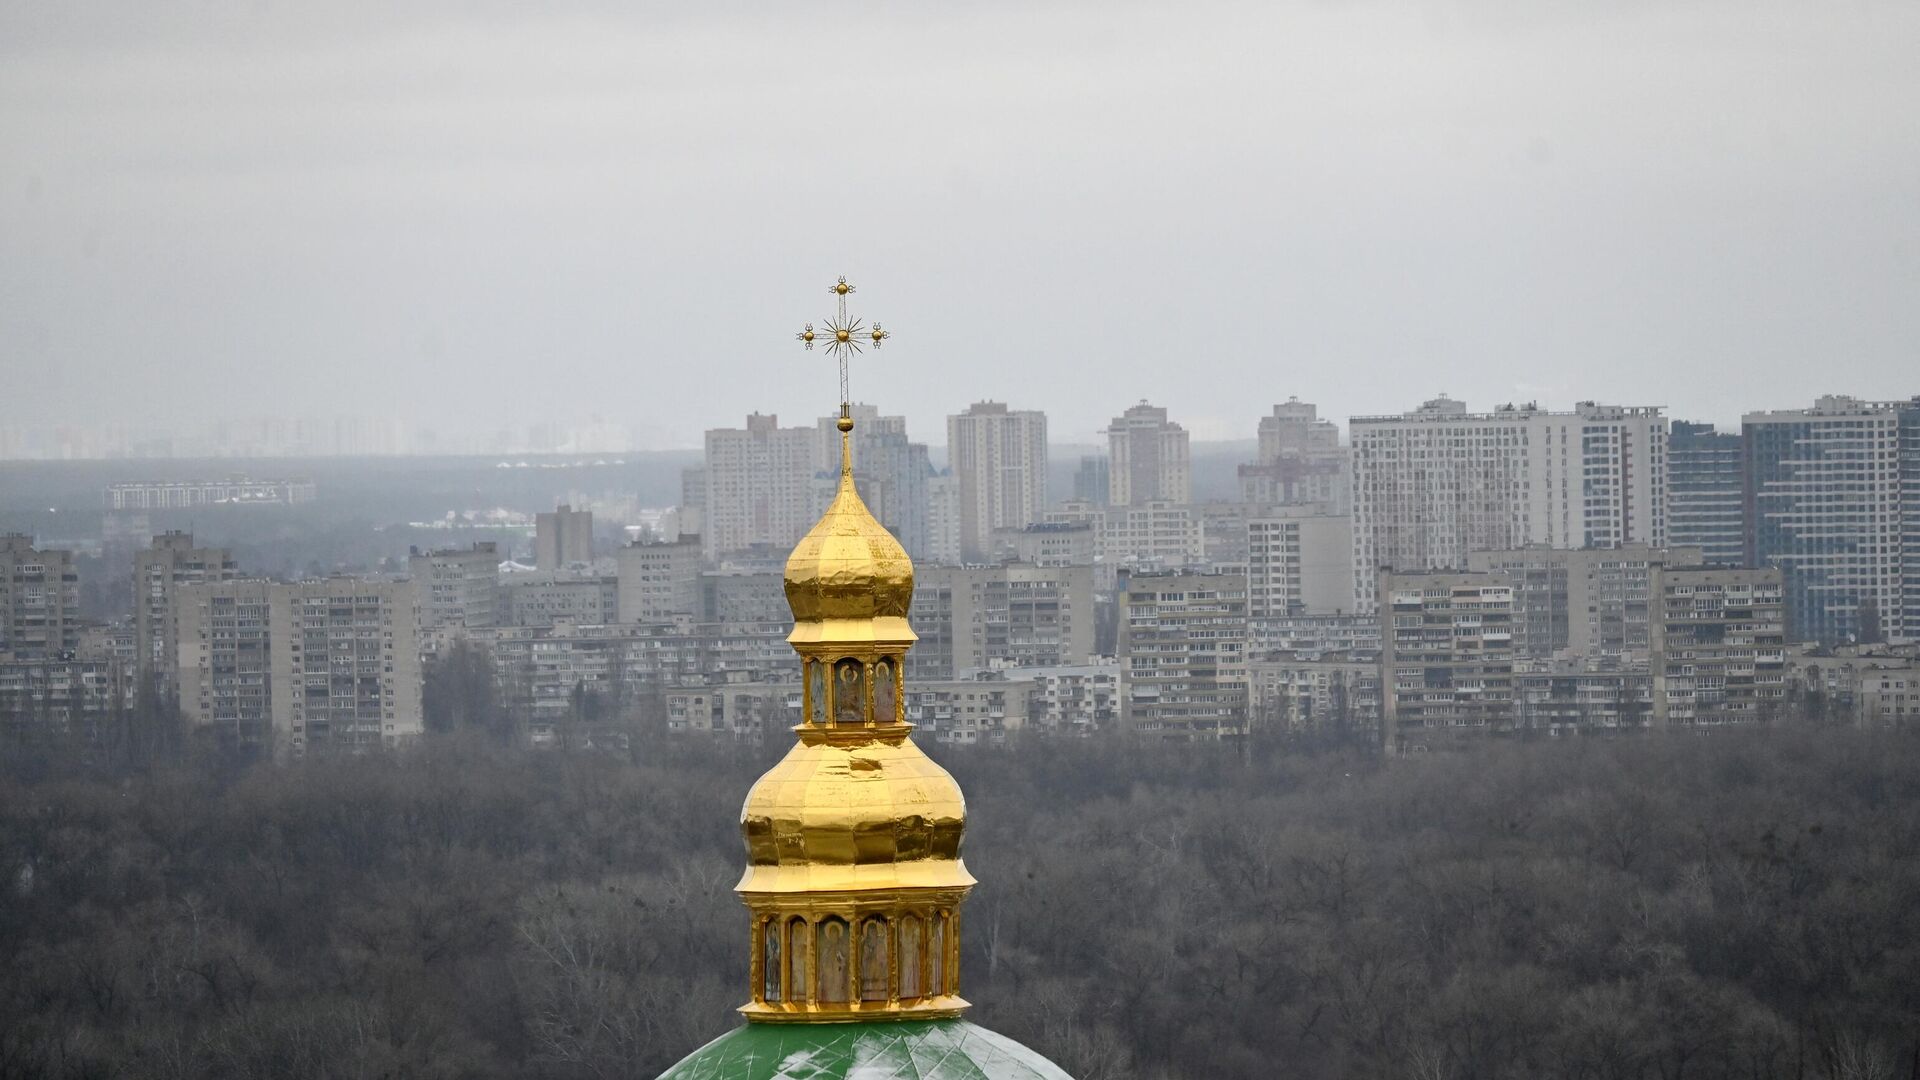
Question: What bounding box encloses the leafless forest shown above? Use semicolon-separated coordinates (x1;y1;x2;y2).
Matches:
3;706;1918;1080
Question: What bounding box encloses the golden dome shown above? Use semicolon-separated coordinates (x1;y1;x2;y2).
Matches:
783;428;916;648
738;725;973;894
736;413;973;1024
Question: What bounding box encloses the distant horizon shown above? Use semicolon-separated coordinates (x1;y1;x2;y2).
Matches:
0;391;1841;463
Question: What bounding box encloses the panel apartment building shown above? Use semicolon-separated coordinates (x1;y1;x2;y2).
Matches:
1350;397;1668;612
176;579;422;751
1650;567;1787;725
1119;571;1249;739
909;563;1097;680
0;534;81;661
1379;570;1517;753
702;414;819;561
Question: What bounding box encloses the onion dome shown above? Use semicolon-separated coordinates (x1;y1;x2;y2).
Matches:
737;415;973;1024
655;281;1075;1078
783;415;916;649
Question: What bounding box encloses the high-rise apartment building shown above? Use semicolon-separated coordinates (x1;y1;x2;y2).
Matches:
1650;567;1787;724
1239;398;1349;510
134;531;239;679
1349;397;1669;612
702;414;818;560
1119;571;1249;739
176;578;423;750
534;504;594;570
813;405;933;560
1106;401;1190;507
909;563;1097;680
269;579;421;751
175;580;276;746
1466;544;1704;661
617;536;702;623
925;473;962;565
0;535;81;661
1668;421;1745;568
948;402;1048;561
408;541;500;630
1743;396;1920;645
1379;570;1517;751
1247;513;1354;618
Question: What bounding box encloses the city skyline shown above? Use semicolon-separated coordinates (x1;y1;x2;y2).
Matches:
7;385;1917;462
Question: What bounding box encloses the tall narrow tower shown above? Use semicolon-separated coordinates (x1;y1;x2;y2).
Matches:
654;279;1072;1079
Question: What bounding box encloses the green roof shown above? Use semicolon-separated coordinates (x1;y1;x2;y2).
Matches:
654;1019;1074;1080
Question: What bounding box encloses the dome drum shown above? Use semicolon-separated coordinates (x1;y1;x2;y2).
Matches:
799;654;909;728
740;890;968;1023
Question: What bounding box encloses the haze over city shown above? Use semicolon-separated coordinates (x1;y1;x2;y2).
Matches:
6;6;1920;1080
4;1;1918;448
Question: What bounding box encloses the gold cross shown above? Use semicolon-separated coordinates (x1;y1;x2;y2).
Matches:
796;276;889;418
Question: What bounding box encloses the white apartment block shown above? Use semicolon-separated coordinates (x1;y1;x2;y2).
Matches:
1350;397;1668;612
106;477;316;511
1107;400;1191;507
702;414;819;561
947;402;1048;561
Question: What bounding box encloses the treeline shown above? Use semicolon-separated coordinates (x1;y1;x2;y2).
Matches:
2;728;1919;1079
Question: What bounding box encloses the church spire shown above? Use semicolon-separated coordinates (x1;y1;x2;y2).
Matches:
737;280;973;1023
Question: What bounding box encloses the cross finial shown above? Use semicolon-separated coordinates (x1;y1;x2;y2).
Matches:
796;276;889;425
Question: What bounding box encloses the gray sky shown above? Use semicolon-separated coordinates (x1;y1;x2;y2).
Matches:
3;1;1916;447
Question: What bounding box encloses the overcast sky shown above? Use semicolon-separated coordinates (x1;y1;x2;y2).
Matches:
2;1;1916;447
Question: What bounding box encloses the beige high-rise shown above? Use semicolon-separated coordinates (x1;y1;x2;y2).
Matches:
1106;400;1190;507
946;402;1047;562
176;578;422;751
135;532;239;680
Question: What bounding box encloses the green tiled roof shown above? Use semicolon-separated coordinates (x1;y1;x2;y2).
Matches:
654;1020;1074;1080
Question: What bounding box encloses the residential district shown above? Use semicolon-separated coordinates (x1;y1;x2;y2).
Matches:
4;392;1920;756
